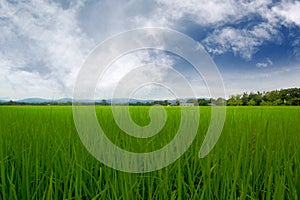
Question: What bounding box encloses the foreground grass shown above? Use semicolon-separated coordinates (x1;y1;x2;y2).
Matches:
0;106;299;199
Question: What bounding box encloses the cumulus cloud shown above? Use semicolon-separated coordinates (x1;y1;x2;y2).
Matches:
272;1;300;26
0;0;93;98
203;28;260;60
135;0;298;60
96;50;208;99
203;22;282;60
256;58;273;68
1;0;299;99
135;0;246;26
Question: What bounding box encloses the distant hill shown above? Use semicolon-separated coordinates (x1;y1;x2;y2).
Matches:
17;98;51;103
3;97;200;104
2;87;299;106
13;98;156;104
56;98;73;103
108;98;155;104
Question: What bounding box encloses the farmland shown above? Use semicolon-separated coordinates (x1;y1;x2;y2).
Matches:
0;106;299;199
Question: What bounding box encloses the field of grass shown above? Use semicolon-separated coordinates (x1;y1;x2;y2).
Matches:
0;106;299;199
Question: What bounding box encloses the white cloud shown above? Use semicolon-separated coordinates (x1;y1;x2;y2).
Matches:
134;0;298;60
154;0;240;25
95;50;208;99
0;0;93;99
78;0;157;41
1;0;299;99
203;27;261;60
98;50;173;89
203;23;281;60
256;57;273;68
272;1;300;26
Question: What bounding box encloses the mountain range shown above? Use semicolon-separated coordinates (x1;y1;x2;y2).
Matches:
0;98;193;104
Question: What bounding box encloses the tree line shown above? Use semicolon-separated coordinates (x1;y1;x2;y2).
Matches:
226;88;300;106
1;88;300;106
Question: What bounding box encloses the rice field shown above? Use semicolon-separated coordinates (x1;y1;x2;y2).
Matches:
0;106;299;199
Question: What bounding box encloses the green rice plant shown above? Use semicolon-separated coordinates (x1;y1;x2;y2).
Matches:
0;106;299;199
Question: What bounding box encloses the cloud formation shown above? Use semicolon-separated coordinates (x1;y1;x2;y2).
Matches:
256;57;273;68
0;0;92;98
135;0;298;60
0;0;299;99
273;1;300;26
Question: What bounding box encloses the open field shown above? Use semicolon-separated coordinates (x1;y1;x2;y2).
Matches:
0;106;299;199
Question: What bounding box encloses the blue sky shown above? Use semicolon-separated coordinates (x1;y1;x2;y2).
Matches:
0;0;299;99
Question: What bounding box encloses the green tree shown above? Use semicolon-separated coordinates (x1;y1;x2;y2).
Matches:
248;91;262;105
228;95;236;106
235;95;242;106
241;92;249;105
260;100;269;106
227;95;242;106
187;99;197;105
247;99;256;106
215;98;226;106
163;100;169;106
198;98;208;106
291;98;300;105
264;90;280;102
101;99;108;105
272;99;283;106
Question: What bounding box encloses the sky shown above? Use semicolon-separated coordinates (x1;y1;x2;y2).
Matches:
0;0;299;100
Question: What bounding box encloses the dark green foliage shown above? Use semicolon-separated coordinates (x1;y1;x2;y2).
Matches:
291;98;300;105
227;88;300;106
197;99;208;106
